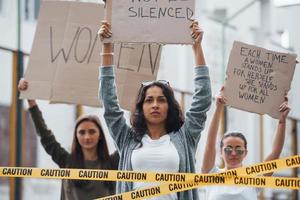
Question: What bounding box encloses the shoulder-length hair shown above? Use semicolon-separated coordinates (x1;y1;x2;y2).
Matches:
130;81;184;142
70;114;114;189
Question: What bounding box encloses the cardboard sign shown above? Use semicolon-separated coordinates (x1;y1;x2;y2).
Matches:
224;41;297;119
108;0;195;44
21;1;162;110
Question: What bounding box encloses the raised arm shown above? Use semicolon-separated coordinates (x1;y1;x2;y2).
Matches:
201;92;226;173
264;99;290;176
18;78;37;108
98;20;113;66
181;21;212;145
98;21;131;150
18;79;69;167
191;20;205;66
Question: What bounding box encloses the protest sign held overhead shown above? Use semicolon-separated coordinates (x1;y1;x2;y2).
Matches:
107;0;195;44
20;1;162;110
224;41;297;119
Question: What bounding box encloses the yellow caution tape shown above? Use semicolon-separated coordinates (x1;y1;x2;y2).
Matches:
1;154;299;181
1;155;300;199
96;176;300;200
224;154;300;176
95;155;300;200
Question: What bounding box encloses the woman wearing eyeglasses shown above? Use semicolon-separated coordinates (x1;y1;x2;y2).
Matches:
201;90;290;200
98;19;211;200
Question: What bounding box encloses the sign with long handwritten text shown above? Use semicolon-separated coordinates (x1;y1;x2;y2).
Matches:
108;0;195;44
224;41;297;119
20;1;162;110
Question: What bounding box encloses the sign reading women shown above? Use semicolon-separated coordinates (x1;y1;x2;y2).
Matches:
224;41;297;119
109;0;195;44
20;1;162;110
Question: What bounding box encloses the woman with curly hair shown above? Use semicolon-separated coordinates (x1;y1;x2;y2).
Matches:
98;18;212;199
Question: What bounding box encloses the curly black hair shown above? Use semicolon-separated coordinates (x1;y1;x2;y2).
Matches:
130;81;184;142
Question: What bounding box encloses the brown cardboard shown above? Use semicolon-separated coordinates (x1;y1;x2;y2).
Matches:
21;1;162;110
106;0;195;44
224;41;297;119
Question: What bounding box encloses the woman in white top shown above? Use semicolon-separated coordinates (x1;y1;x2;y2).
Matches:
201;88;290;200
98;19;211;200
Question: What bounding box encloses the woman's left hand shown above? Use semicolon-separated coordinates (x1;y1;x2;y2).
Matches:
190;20;203;44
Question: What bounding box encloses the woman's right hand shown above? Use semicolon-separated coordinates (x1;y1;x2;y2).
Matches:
18;78;37;107
98;20;113;66
18;78;28;91
98;20;112;41
215;87;226;108
278;97;290;123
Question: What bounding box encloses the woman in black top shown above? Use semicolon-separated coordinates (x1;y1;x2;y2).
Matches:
18;78;119;200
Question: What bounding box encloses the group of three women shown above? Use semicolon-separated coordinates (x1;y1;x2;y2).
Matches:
18;9;290;200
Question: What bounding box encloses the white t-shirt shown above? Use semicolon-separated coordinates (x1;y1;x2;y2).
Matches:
204;167;261;200
131;134;180;200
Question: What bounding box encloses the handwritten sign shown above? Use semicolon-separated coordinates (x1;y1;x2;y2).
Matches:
21;1;162;110
108;0;195;44
224;41;297;118
113;43;162;108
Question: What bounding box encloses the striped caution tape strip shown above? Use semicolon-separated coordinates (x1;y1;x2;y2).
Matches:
223;154;300;176
1;155;300;199
96;176;300;200
1;154;299;181
95;155;300;200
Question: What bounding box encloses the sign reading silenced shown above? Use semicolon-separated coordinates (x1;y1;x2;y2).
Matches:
224;41;297;119
108;0;195;44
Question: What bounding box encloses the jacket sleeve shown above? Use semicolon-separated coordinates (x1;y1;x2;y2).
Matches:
99;66;132;150
180;66;212;147
29;105;70;168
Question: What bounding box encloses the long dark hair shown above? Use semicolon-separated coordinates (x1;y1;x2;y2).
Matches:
220;132;248;149
70;114;113;189
130;81;184;142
